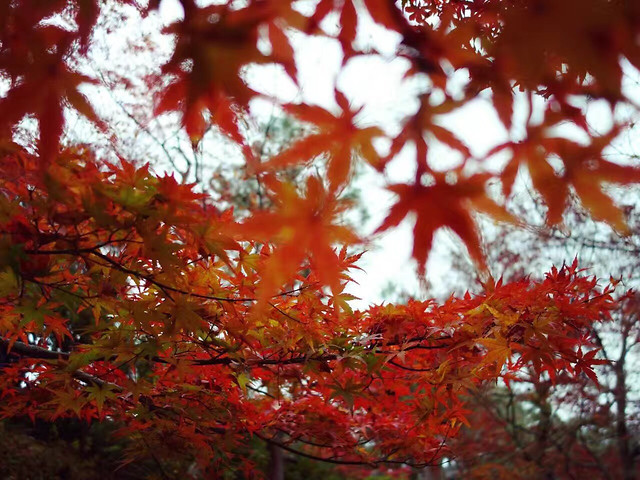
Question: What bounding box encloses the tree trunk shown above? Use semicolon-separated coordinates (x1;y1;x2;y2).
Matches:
268;442;284;480
614;359;635;480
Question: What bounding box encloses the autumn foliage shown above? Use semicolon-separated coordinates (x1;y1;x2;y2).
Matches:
0;0;639;476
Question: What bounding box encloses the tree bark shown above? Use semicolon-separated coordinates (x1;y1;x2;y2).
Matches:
614;357;635;480
268;442;284;480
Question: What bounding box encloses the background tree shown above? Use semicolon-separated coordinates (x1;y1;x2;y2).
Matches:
437;182;640;479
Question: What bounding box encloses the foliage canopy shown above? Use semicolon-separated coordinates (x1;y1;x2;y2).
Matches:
0;0;639;476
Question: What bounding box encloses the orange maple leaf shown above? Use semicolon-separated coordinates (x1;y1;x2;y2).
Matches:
547;128;639;234
260;90;383;190
239;175;358;302
383;94;470;175
492;121;638;231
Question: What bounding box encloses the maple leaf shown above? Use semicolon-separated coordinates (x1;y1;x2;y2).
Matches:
376;173;514;276
306;0;359;62
477;337;511;370
405;5;429;24
490;125;568;225
359;0;408;33
155;1;304;147
0;268;19;298
383;94;471;175
85;383;118;415
492;122;638;230
156;4;261;145
0;0;116;50
260;90;383;189
47;386;88;420
492;0;629;101
0;28;100;161
239;175;357;302
547;127;639;234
